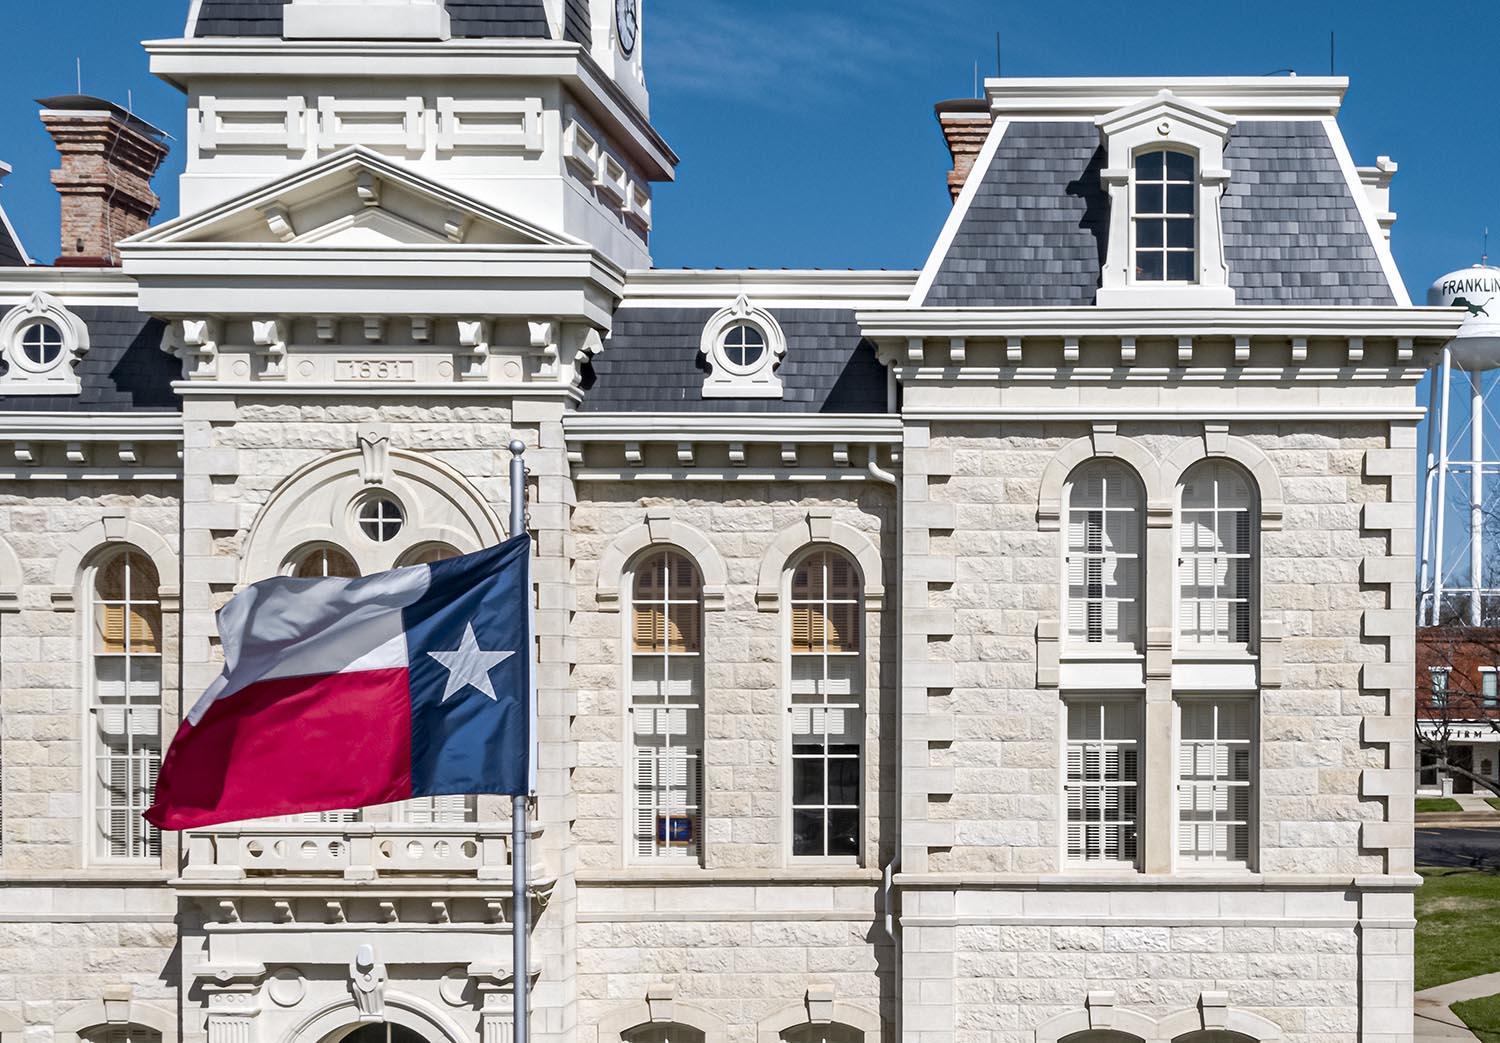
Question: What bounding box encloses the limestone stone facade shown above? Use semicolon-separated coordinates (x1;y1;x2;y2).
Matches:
0;5;1467;1043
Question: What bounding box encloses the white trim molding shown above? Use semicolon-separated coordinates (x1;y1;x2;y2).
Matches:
754;510;885;611
1037;430;1166;531
0;292;91;395
595;510;728;612
53;993;178;1043
597;998;729;1043
50;515;180;612
1095;90;1236;307
700;295;788;399
754;997;883;1043
1161;427;1285;532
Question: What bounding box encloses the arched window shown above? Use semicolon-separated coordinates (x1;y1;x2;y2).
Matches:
624;1026;706;1043
1174;1034;1258;1043
287;544;360;579
789;550;864;860
1178;462;1256;646
782;1026;863;1043
398;543;461;568
90;549;162;861
1134;148;1196;283
1061;1034;1143;1043
630;551;704;862
1065;462;1143;650
86;1028;162;1043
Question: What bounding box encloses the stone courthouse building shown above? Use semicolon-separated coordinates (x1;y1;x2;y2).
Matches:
0;2;1464;1042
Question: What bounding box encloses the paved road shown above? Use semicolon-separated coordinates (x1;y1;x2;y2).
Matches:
1418;825;1500;869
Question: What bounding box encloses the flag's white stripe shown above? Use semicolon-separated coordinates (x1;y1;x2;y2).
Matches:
188;564;431;726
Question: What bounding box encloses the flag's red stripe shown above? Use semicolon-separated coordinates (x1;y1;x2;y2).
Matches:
147;668;413;830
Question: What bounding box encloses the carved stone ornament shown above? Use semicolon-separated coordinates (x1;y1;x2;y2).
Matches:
699;294;787;399
359;424;392;485
0;292;90;395
350;944;388;1020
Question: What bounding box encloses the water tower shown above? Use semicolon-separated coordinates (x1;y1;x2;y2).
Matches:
1419;264;1500;626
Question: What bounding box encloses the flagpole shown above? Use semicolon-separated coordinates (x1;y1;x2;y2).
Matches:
509;438;530;1043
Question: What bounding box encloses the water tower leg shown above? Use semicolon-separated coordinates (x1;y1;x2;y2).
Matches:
1473;368;1485;627
1420;373;1441;625
1435;347;1453;625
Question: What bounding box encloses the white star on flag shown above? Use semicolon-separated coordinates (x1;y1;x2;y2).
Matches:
428;623;515;703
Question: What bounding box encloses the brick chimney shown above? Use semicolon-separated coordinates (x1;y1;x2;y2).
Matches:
935;98;993;202
39;95;170;267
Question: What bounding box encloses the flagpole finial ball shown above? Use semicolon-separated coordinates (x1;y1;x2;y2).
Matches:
508;439;526;458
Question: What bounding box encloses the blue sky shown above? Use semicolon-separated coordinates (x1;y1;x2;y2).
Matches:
0;0;1494;290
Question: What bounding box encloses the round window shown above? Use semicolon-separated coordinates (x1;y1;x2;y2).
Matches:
356;496;405;543
722;323;767;371
19;320;64;368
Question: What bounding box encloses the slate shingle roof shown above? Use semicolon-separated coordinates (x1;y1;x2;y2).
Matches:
924;121;1107;308
581;308;888;414
1222;121;1395;305
563;0;591;47
922;119;1397;307
193;0;553;39
0;306;178;412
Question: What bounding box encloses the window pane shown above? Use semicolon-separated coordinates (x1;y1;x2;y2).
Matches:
1137;219;1164;248
1167;251;1195;282
1178;463;1256;645
827;809;859;858
1136;252;1164;281
793;759;823;805
1166;184;1195;215
827;757;860;806
1165;150;1195;180
1167;218;1195;248
792;810;824;856
1135;150;1165;179
1135;183;1163;214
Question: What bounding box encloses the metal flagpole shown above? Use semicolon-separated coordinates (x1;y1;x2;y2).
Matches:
509;438;530;1043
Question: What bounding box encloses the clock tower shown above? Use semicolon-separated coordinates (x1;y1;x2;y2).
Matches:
149;0;676;270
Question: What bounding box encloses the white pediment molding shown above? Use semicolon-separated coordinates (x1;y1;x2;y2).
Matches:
123;145;582;251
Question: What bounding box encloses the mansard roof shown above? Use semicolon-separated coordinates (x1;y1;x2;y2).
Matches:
0;306;177;412
582;308;888;414
920;118;1400;308
191;0;588;42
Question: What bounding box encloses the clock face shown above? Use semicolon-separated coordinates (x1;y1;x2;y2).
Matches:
615;0;639;57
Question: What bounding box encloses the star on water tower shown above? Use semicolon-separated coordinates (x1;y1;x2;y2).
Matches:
1420;262;1500;625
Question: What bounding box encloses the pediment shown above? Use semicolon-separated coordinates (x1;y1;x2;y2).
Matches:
1095;89;1236;141
125;146;580;250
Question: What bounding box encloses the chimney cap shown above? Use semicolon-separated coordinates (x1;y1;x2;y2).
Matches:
36;95;168;142
934;97;991;117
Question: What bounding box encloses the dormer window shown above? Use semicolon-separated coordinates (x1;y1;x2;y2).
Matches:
700;295;787;399
1096;91;1235;307
0;292;90;395
1134;150;1197;283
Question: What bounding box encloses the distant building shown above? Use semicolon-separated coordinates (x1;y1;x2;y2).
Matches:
0;3;1464;1043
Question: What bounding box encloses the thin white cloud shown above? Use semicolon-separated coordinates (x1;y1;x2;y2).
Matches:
648;0;936;104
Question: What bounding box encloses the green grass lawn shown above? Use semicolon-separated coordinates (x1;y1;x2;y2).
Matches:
1452;995;1500;1042
1489;797;1500;812
1418;797;1465;813
1417;869;1500;990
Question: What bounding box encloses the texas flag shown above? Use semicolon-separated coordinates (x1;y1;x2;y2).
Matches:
146;536;534;830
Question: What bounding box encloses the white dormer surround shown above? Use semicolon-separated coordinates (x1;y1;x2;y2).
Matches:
284;0;452;40
1095;91;1236;308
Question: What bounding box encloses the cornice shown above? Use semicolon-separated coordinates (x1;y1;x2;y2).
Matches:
563;413;903;443
144;38;677;179
0;413;182;440
984;76;1349;119
856;306;1466;340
